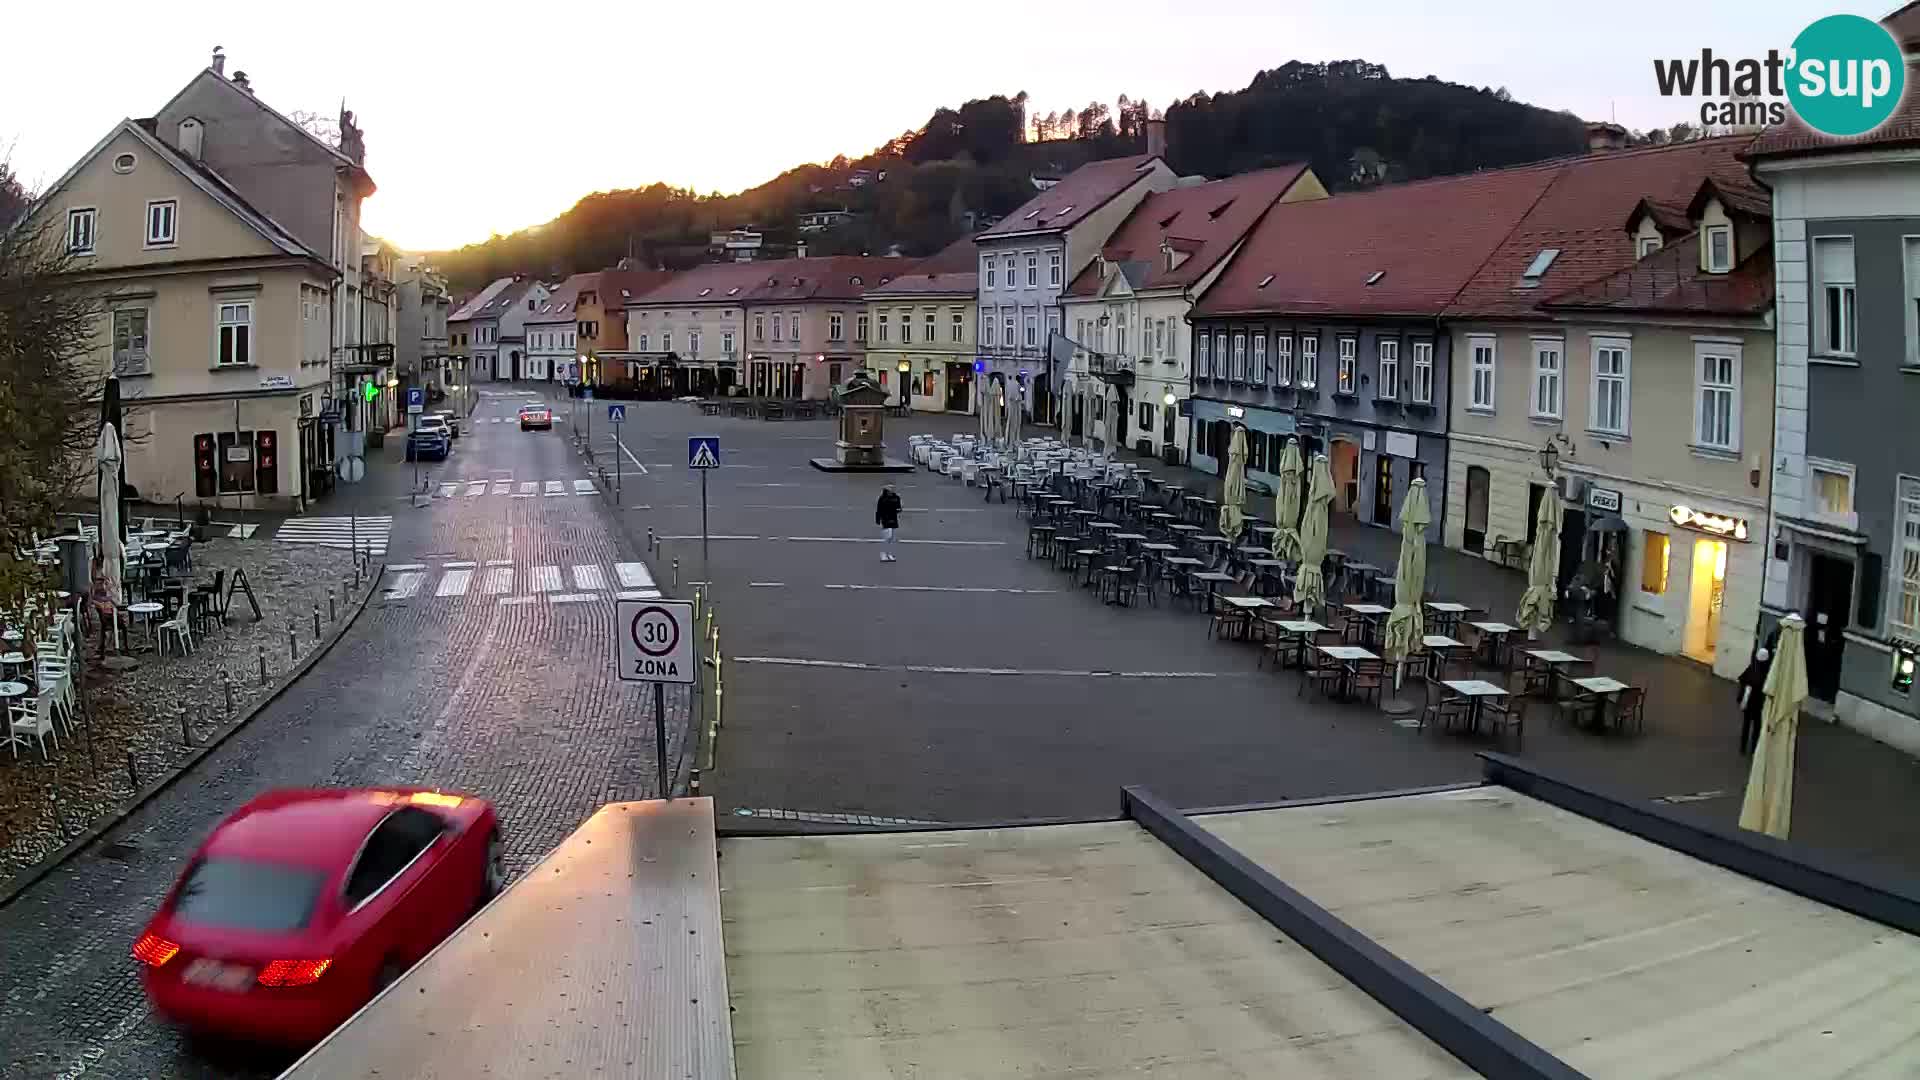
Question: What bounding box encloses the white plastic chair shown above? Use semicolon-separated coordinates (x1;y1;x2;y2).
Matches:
158;609;194;657
8;694;58;761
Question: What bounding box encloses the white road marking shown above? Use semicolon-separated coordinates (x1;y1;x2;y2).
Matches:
823;584;1057;594
485;558;514;567
437;483;460;498
786;536;1004;546
658;534;761;541
929;876;1076;889
548;592;599;604
387;563;427;572
517;481;537;495
443;560;476;569
384;571;425;599
543;480;565;496
492;481;512;495
572;564;606;590
613;562;655;589
748;581;785;588
572;479;597;494
498;595;536;606
436;569;472;597
466;481;487;497
732;657;1221;678
225;523;259;538
531;565;563;592
618;439;649;476
483;567;513;594
616;589;663;600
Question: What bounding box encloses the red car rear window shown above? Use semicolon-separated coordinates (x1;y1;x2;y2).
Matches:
173;858;326;932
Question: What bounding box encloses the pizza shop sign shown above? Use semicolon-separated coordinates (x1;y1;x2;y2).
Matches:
1669;504;1750;542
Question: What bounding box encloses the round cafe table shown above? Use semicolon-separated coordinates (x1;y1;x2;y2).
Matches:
0;681;28;702
127;601;165;651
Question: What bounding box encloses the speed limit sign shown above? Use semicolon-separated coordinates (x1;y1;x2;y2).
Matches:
616;598;694;684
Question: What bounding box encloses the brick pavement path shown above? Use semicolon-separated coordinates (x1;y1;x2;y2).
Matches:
0;390;688;1079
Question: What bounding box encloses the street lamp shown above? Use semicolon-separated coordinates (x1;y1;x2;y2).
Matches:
1539;438;1560;477
897;359;911;411
1163;391;1177;407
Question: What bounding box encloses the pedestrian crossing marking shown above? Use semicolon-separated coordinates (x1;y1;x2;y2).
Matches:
572;479;597;495
438;483;460;498
499;596;536;606
483;567;513;594
617;589;664;600
385;571;424;599
466;481;487;497
531;565;563;592
225;523;259;539
517;482;537;495
549;592;598;604
543;481;565;497
571;565;606;590
274;515;392;556
614;562;654;589
436;569;472;597
491;481;512;495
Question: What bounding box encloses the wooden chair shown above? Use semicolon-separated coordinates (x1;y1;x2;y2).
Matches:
1348;657;1387;707
1484;695;1524;749
1300;647;1345;702
1420;673;1470;734
1614;686;1646;735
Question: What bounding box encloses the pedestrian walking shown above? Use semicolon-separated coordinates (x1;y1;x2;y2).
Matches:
875;484;902;562
1737;645;1771;755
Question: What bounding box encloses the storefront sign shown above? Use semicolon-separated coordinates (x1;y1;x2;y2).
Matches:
1669;504;1750;541
1383;431;1418;460
1225;404;1245;418
224;446;252;463
1362;430;1377;451
299;394;313;419
1588;486;1622;513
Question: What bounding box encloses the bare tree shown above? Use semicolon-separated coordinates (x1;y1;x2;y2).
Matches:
287;109;341;149
0;172;109;608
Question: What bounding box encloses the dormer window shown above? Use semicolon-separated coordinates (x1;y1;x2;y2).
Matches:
1637;235;1663;258
1365;271;1385;286
698;287;712;297
1705;225;1733;273
1258;274;1274;289
1520;249;1560;285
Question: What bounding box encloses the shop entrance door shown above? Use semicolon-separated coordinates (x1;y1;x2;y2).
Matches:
1683;538;1729;665
1805;553;1854;701
1329;439;1359;512
1373;454;1393;526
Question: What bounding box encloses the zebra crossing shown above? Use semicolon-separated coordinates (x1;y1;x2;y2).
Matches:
435;478;598;500
273;515;393;556
380;559;661;606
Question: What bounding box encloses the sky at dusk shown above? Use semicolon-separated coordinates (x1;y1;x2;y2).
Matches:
0;0;1869;252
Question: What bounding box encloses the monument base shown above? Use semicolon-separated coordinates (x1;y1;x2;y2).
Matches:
810;456;915;473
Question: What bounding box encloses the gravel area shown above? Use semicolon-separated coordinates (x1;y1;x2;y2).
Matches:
0;537;361;881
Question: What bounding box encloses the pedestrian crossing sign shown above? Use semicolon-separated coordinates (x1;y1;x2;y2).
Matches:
688;436;721;469
608;404;626;423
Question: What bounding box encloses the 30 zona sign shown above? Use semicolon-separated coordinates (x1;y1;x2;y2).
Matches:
616;599;695;684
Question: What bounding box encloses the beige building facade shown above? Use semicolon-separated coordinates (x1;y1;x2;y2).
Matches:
863;277;977;412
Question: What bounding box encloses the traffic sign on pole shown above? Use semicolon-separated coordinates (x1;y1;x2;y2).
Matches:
406;387;425;415
688;436;721;469
608;404;626;422
617;599;695;684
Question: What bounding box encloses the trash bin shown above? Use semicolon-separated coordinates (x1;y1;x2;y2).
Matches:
58;536;91;595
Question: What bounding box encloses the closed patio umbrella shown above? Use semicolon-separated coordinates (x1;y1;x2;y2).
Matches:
1005;381;1023;449
1292;454;1334;616
1270;438;1304;561
96;423;124;653
1741;614;1808;839
1516;491;1562;639
1219;425;1248;541
1382;478;1431;665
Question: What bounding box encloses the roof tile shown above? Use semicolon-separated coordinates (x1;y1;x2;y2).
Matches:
976;154;1164;239
1064;164;1310;298
1543;231;1774;316
1746;60;1920;160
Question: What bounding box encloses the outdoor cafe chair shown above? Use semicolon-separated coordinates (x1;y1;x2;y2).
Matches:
157;607;194;658
7;693;59;762
1614;685;1647;735
1485;694;1524;749
1420;673;1470;733
1299;648;1346;702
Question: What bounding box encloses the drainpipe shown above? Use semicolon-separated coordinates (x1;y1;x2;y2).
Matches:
1745;154;1783;642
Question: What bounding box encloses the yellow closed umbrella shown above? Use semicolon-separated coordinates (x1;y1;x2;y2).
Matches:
1219;426;1248;541
1270;438;1304;561
1516;492;1562;638
1293;454;1334;617
1741;614;1808;839
1382;478;1431;664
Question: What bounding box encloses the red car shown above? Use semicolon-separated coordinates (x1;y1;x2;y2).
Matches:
132;787;503;1046
519;404;552;431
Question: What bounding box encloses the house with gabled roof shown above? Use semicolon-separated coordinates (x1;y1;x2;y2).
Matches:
863;237;979;413
21;115;337;510
620;260;770;397
526;274;591;383
740;255;902;400
1058;162;1326;461
448;276;552;382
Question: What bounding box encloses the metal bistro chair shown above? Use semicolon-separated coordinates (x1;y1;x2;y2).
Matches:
1300;646;1346;702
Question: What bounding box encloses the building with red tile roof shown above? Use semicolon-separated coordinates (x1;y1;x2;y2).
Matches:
525;273;592;383
741;256;905;400
864;238;981;413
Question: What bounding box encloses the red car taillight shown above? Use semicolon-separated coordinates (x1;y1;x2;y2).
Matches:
132;933;181;968
256;958;332;987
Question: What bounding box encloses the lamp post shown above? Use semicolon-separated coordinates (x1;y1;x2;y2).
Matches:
1538;438;1560;478
897;359;911;412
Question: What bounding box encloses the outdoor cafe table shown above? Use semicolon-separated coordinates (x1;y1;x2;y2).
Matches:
1272;619;1327;667
1421;634;1466;678
128;601;165;650
1468;621;1519;667
1343;561;1383;592
1570;675;1631;731
1524;649;1591;698
1318;644;1377;700
1343;603;1392;648
1248;559;1290;596
1191;571;1236;610
1441;679;1509;733
1111;532;1148;555
1214;595;1273;641
0;681;27;700
1425;600;1472;634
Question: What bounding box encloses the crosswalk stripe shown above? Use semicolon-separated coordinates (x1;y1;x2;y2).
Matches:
436;569;472;597
531;565;563;592
491;481;511;495
572;479;597;495
572;565;605;590
549;592;598;604
466;482;487;497
613;562;654;589
484;567;513;594
617;589;664;600
275;516;392;555
517;482;537;495
438;483;459;498
543;481;564;497
384;571;425;599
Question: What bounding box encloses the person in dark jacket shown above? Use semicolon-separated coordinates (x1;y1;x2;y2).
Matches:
875;485;902;562
1737;646;1771;755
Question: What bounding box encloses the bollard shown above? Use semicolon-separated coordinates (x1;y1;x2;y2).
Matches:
49;792;72;839
257;644;268;685
672;558;680;587
313;603;322;641
180;707;192;747
126;751;140;792
221;670;234;718
329;592;338;622
647;526;655;553
288;620;298;662
689;768;701;798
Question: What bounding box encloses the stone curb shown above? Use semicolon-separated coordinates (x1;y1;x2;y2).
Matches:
0;561;386;910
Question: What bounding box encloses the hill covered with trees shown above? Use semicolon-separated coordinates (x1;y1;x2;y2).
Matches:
431;59;1594;293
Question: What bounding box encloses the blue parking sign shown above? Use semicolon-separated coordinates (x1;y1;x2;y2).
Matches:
405;386;424;414
608;404;626;423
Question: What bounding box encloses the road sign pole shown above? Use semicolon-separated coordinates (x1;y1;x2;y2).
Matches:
613;417;622;506
700;469;710;588
654;680;668;799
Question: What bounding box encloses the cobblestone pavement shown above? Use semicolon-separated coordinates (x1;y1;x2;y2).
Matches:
606;402;1920;882
0;389;688;1079
0;540;357;881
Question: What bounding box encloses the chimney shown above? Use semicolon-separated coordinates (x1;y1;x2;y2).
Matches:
232;70;252;94
178;117;204;161
1585;121;1628;153
1145;118;1167;159
210;46;225;76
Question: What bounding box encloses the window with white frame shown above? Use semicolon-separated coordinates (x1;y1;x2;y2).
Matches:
1251;334;1267;383
1048;250;1062;286
216;300;252;366
112;308;150;375
856;314;869;342
1894;478;1920;637
1197;332;1211;378
951;310;964;343
1637;235;1663;258
983;257;995;289
1705;225;1733;273
1024;312;1037;347
1590;338;1629;435
1215;332;1229;380
1808;458;1856;529
789;314;799;340
924;310;935;342
1695;342;1741;451
1377;339;1399;399
876;313;889;343
1411;340;1433;403
1814;236;1857;357
662;330;672;353
1003;256;1016;286
145;200;177;247
1003;314;1014;346
1117;320;1128;355
828;312;843;341
1336;336;1357;394
689;330;701;357
636;333;648;351
1274;334;1294;385
1468;335;1496;409
981;312;993;345
1155;319;1167;358
67;208;96;254
722;330;734;355
771;314;783;342
1231;332;1247;382
1046;310;1059;351
1299;335;1318;388
899;309;913;344
1531;338;1562;418
1025;253;1038;286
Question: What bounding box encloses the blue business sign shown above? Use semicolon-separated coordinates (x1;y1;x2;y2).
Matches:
688;436;720;469
405;386;425;414
608;404;626;423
